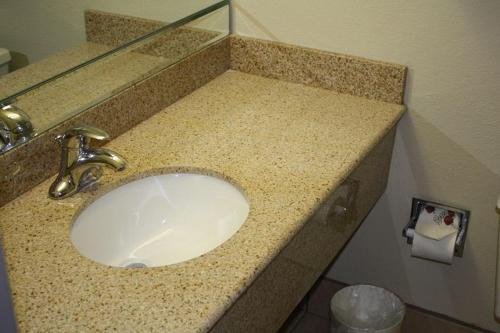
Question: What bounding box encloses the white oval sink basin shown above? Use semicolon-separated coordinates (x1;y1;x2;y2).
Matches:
71;173;249;267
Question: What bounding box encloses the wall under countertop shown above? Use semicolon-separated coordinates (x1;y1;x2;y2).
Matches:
232;1;500;331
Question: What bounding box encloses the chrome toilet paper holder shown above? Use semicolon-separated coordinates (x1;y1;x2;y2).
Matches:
402;198;471;257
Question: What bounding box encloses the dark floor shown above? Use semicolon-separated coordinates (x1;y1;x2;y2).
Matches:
279;278;484;333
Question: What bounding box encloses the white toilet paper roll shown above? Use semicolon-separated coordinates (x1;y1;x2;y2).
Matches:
411;231;458;264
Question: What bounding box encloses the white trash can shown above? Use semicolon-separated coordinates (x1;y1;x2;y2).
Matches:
330;285;405;333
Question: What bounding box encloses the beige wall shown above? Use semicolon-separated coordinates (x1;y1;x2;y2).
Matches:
0;0;219;63
232;1;500;331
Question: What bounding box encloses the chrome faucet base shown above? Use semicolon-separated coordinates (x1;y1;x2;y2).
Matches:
49;125;126;200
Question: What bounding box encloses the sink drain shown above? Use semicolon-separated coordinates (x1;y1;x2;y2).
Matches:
125;262;148;268
120;259;150;268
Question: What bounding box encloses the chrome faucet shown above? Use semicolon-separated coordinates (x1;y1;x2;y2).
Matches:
49;125;126;200
0;104;35;153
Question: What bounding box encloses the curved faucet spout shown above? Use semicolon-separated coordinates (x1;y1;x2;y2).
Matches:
80;148;127;171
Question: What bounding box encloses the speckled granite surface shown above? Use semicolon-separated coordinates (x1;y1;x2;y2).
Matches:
14;21;223;135
0;35;405;210
135;27;221;61
85;10;165;47
211;128;396;332
230;35;407;104
1;11;223;144
0;71;404;332
15;48;166;133
0;38;230;207
0;42;113;100
85;9;221;59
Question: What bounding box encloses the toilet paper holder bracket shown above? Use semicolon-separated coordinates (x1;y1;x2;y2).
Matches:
402;198;470;257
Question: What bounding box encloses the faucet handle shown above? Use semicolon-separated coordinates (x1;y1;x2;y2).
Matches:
60;125;109;141
56;125;110;147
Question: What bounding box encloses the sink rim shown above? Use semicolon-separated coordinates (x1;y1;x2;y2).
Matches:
71;166;249;224
69;167;250;269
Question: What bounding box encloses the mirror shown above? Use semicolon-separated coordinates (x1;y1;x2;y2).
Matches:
0;0;229;154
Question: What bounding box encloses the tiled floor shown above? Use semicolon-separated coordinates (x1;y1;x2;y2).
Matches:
279;278;487;333
290;313;330;333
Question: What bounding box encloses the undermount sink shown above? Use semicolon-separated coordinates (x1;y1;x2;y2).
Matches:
71;173;249;268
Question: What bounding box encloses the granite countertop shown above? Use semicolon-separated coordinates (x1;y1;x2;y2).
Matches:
3;28;220;134
0;70;404;332
15;47;167;134
0;40;164;133
0;42;113;99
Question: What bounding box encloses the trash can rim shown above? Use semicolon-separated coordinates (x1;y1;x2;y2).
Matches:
330;284;406;332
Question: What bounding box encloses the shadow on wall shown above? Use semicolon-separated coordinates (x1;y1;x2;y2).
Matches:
330;110;500;329
8;51;29;72
230;2;279;41
398;111;496;324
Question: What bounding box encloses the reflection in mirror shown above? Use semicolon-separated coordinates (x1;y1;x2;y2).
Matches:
0;104;35;153
0;0;229;154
